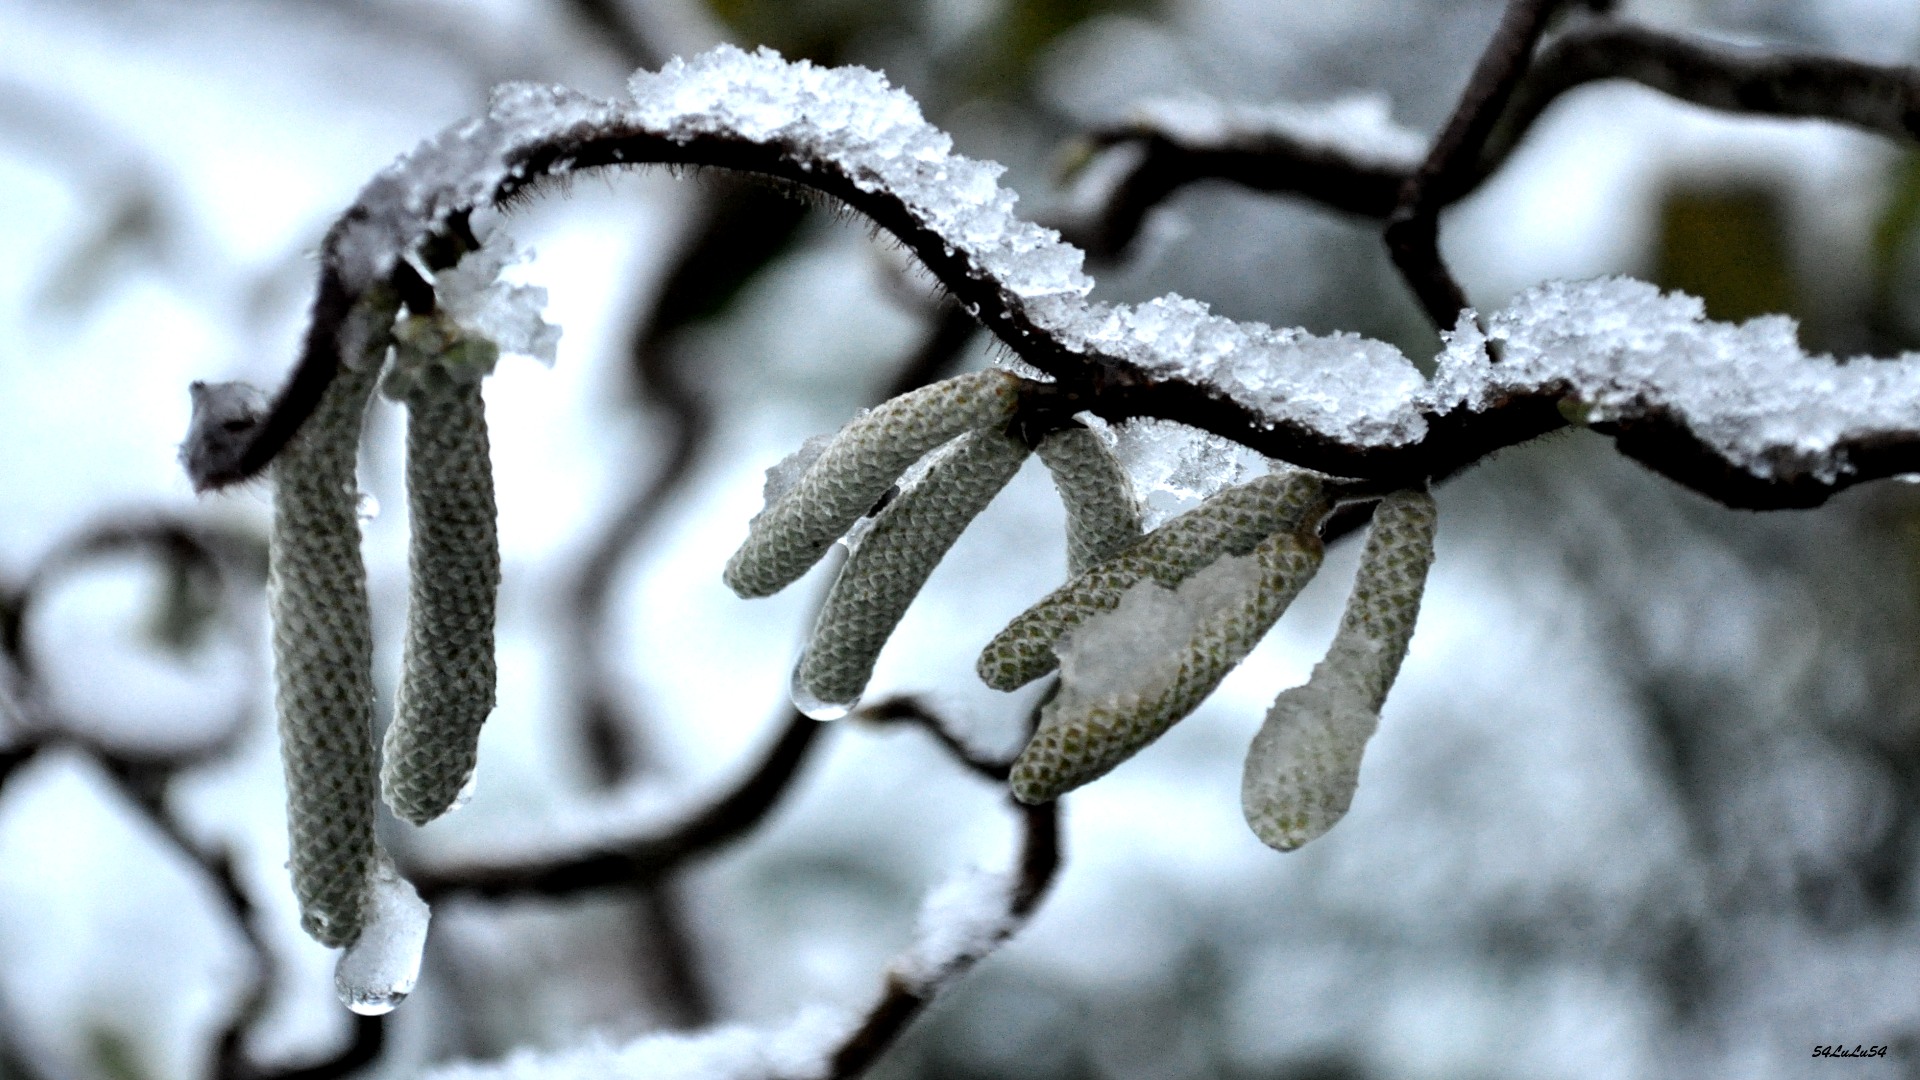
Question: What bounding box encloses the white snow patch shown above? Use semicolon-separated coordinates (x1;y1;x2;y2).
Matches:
422;1005;856;1080
1056;552;1265;710
432;231;562;365
1424;278;1920;483
893;866;1017;992
1097;416;1263;529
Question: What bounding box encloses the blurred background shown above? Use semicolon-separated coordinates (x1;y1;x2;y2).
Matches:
4;0;1920;1077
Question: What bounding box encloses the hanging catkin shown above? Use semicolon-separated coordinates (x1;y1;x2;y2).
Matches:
1035;425;1141;575
978;470;1327;692
1241;489;1437;851
269;303;391;948
793;427;1031;717
379;357;500;825
724;370;1024;598
1009;523;1325;804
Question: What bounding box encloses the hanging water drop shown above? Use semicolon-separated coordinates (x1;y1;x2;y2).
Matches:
333;856;430;1016
789;657;853;721
447;769;479;812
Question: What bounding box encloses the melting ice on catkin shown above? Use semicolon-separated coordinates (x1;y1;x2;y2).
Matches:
1241;488;1437;851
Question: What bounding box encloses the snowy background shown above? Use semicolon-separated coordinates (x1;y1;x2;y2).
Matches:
4;0;1920;1078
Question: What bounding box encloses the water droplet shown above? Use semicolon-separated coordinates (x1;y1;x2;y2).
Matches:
356;492;380;523
447;770;478;812
334;856;430;1016
789;659;853;721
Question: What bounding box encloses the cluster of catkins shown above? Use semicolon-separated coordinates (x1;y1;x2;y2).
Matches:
261;296;504;948
726;370;1438;852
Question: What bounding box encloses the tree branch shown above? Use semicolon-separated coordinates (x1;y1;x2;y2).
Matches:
1076;17;1920;257
819;799;1060;1079
855;695;1012;783
1490;19;1920;163
407;706;826;902
1384;0;1566;328
181;44;1920;528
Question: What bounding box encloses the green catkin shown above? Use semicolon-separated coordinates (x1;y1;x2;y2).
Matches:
1035;425;1141;575
1009;524;1325;804
379;358;500;826
270;303;391;948
977;470;1328;692
793;427;1031;717
1241;489;1438;851
724;370;1025;599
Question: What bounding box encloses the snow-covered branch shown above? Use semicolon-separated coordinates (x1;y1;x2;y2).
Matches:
417;791;1059;1080
1074;17;1920;268
181;42;1920;511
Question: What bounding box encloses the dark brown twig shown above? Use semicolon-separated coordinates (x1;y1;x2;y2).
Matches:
1384;0;1566;329
820;799;1060;1079
409;707;827;901
178;61;1920;512
856;696;1011;783
1080;19;1920;268
1064;135;1411;259
1485;20;1920;165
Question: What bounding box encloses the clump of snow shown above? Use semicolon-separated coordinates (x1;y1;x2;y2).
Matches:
1055;552;1265;712
431;231;562;365
1424;278;1920;483
322;45;1920;489
422;1006;856;1080
1097;417;1261;529
1125;93;1427;170
382;230;560;397
893;867;1018;992
1026;292;1431;449
759;432;837;513
628;45;1094;302
332;856;430;1016
331;83;614;291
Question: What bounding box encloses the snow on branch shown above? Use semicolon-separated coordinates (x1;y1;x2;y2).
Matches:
184;42;1920;510
1074;18;1920;252
417;800;1059;1080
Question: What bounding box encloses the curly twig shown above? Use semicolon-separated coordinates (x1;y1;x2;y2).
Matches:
1080;17;1920;261
856;695;1012;783
407;705;826;901
180;45;1920;563
1384;0;1567;328
1488;19;1920;166
819;799;1059;1079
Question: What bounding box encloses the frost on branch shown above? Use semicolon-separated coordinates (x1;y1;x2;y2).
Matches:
212;44;1920;504
1431;278;1920;485
420;1007;855;1080
892;867;1020;993
1121;93;1427;171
